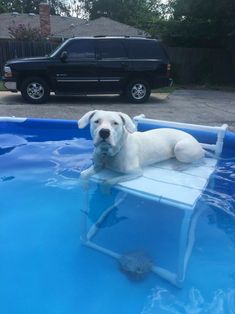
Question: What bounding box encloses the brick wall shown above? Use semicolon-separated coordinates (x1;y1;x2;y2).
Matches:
39;3;51;38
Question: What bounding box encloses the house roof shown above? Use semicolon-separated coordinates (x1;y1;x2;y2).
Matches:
0;13;148;39
61;17;148;38
0;13;85;39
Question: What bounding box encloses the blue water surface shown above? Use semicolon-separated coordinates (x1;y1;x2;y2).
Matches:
0;124;235;314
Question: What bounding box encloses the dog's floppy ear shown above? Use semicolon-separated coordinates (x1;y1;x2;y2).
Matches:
78;110;97;128
119;112;136;133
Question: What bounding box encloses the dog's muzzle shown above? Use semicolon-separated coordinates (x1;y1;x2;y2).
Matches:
99;128;110;140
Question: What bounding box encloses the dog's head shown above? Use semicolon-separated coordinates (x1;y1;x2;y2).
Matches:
78;110;136;156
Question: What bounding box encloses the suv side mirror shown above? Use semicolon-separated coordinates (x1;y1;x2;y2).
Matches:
60;51;68;62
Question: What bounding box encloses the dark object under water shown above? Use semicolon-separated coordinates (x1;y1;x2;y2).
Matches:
1;176;15;182
118;251;153;280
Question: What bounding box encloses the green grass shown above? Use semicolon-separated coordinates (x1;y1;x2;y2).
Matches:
153;86;176;93
0;81;6;91
154;84;235;94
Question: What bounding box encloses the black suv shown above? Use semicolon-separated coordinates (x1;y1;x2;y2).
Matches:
3;36;172;104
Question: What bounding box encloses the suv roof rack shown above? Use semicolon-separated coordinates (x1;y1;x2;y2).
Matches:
92;35;149;39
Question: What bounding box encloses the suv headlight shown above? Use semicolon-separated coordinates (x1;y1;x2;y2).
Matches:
4;66;13;78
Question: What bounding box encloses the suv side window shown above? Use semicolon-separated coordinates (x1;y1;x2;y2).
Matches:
126;40;166;60
97;40;127;59
66;40;95;60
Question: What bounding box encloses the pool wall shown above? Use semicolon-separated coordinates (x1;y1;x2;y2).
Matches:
0;117;234;153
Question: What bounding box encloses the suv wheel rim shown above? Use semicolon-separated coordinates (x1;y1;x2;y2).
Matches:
131;83;146;100
27;82;44;100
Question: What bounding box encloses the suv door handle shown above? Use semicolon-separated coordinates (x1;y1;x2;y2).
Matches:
75;60;97;64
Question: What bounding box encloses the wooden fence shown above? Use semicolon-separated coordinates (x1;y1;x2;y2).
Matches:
167;47;235;84
0;40;59;75
0;39;235;84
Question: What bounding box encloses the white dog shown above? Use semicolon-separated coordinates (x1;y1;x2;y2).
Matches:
78;110;204;184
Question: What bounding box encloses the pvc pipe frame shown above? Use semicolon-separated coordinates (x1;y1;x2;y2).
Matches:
133;115;228;157
81;117;224;287
83;240;179;287
82;192;185;287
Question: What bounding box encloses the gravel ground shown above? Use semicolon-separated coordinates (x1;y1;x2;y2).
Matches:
0;89;234;130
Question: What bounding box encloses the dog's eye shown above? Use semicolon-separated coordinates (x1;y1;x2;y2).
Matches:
113;121;119;126
94;119;100;124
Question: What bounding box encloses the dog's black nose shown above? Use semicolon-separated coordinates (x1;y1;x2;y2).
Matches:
99;128;110;139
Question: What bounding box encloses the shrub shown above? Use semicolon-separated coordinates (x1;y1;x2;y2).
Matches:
8;23;42;41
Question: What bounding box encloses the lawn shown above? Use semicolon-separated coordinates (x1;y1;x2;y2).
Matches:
154;86;176;93
155;84;235;93
0;81;6;91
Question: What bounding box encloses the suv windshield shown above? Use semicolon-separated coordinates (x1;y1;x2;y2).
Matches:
49;40;69;57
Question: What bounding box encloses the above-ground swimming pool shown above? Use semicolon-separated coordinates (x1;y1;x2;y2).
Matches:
0;117;235;314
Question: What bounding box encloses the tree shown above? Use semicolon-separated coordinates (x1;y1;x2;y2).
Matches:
161;0;235;48
0;2;6;13
8;23;42;40
82;0;163;30
49;0;71;16
68;0;87;18
79;0;235;48
0;0;71;16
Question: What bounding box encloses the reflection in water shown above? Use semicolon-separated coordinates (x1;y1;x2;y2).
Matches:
0;135;94;189
204;161;235;243
0;146;17;156
0;134;28;156
0;134;27;148
1;131;235;313
142;286;235;314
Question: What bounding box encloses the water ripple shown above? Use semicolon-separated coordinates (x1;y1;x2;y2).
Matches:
142;286;235;314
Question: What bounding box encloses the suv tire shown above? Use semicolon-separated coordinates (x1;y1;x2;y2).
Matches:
21;77;50;104
126;79;151;103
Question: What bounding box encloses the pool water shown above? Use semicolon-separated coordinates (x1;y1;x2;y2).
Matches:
0;125;235;314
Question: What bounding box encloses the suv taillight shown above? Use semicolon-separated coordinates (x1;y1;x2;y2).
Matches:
167;63;171;77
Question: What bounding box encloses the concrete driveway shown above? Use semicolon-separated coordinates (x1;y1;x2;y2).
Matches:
0;89;235;130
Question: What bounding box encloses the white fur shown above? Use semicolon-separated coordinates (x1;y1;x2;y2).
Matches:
78;110;205;182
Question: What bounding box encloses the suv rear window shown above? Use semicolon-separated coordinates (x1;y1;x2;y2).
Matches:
97;40;126;59
126;40;167;60
66;40;95;60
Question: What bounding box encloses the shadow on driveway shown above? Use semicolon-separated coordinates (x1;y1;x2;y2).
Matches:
0;92;167;106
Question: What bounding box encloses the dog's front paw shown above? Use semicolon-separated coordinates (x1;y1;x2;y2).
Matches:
80;169;88;180
79;170;91;190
